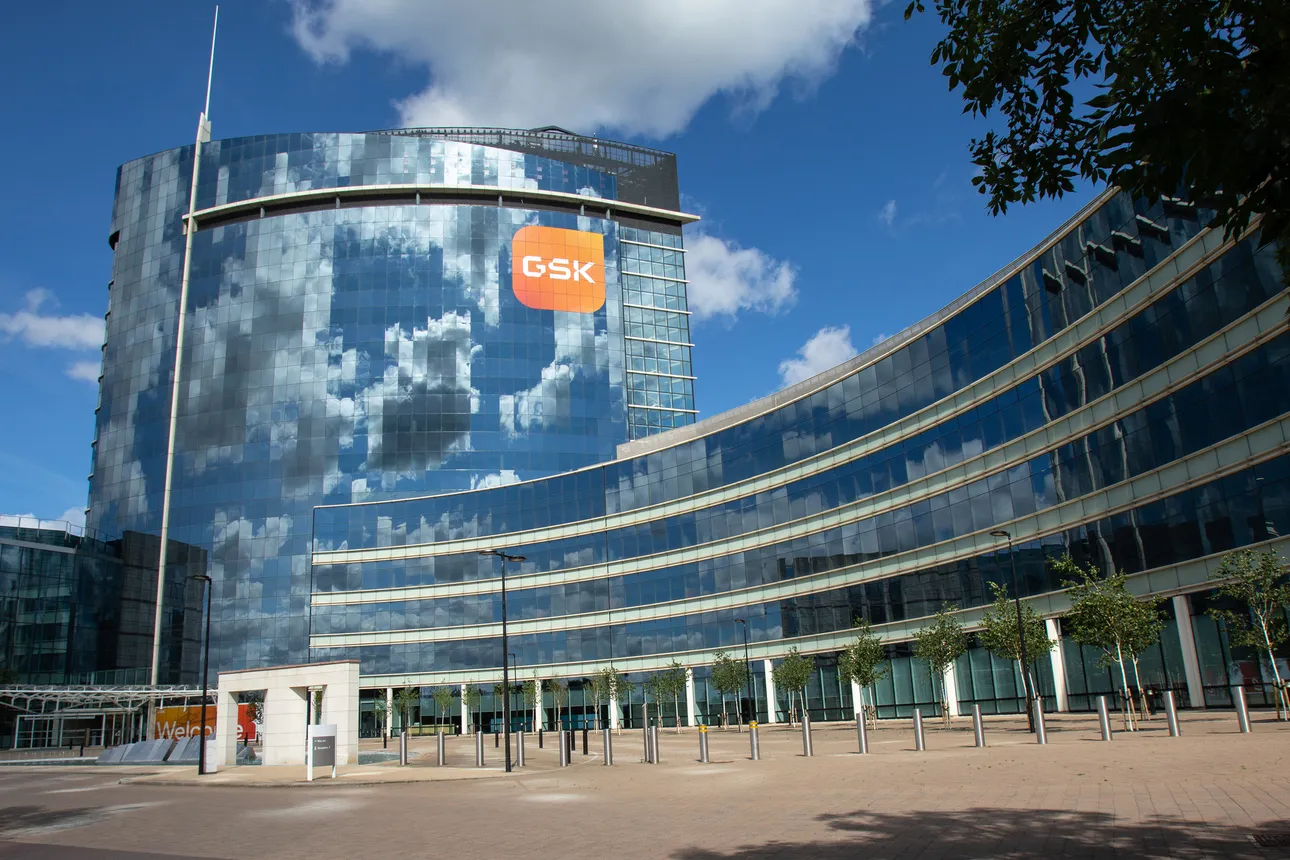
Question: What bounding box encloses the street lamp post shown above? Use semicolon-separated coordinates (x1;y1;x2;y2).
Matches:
736;619;754;723
989;530;1035;732
480;550;525;773
190;573;213;775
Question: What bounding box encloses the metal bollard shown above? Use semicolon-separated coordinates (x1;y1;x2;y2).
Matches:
801;712;813;757
1164;690;1180;737
699;725;710;762
651;725;661;764
475;730;485;767
568;728;576;758
582;726;589;756
1033;698;1047;745
559;731;570;767
856;713;869;754
399;730;409;765
538;728;544;749
437;731;446;766
750;721;761;760
913;709;926;751
602;727;614;766
1097;696;1113;741
494;731;499;748
643;725;652;763
1234;686;1251;733
972;704;986;748
517;730;526;767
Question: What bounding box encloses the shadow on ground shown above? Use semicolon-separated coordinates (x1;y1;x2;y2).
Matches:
672;808;1290;859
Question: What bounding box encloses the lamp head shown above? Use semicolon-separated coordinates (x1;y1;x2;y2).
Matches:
989;530;1010;539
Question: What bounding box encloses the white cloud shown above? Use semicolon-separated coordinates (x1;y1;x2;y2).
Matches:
879;199;897;227
686;233;797;321
289;0;873;137
0;507;85;531
59;507;85;528
778;325;858;387
67;361;100;383
0;290;103;350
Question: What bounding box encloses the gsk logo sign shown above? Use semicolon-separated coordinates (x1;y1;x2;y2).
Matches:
511;225;606;313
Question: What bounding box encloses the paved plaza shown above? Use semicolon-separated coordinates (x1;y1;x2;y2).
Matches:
1;711;1288;859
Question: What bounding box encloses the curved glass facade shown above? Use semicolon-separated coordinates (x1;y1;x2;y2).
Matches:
310;188;1289;727
88;128;696;679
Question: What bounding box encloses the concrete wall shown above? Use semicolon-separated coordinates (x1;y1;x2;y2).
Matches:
215;660;359;767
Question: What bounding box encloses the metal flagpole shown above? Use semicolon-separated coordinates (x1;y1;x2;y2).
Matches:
150;6;218;688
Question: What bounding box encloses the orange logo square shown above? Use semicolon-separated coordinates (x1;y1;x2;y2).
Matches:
511;225;606;313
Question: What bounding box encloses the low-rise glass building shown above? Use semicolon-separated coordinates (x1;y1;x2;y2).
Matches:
309;189;1289;730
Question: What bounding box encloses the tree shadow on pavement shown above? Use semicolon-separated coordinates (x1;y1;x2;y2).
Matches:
671;808;1290;859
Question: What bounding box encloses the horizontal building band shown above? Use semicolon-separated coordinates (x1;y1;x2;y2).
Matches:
188;182;700;233
309;223;1251;569
620;238;687;253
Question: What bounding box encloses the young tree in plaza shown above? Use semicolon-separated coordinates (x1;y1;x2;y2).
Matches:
432;686;455;733
1056;557;1162;730
978;582;1054;723
369;693;388;742
913;606;968;727
1208;549;1290;720
838;619;891;730
464;685;482;734
661;661;688;732
709;651;748;729
772;648;817;727
523;678;540;731
393;687;420;733
643;671;670;729
904;0;1290;280
609;671;635;733
547;679;569;730
586;672;607;730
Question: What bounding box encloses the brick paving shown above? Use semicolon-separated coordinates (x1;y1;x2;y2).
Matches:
1;710;1288;859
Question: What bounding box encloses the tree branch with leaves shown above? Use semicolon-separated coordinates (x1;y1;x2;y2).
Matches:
905;0;1290;284
772;648;817;728
978;582;1055;724
838;619;890;730
1056;557;1163;730
914;605;968;727
1208;549;1290;720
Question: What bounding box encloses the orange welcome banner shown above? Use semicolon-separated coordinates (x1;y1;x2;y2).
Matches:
153;704;257;741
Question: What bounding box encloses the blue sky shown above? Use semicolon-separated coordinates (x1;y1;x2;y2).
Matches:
0;0;1097;526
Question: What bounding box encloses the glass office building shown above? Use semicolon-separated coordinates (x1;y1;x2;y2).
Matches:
86;127;698;680
0;518;204;685
311;189;1290;729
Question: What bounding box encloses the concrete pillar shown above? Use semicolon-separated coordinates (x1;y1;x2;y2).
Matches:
851;680;863;719
1046;618;1069;713
385;686;393;737
942;663;961;718
609;692;620;731
763;659;778;724
460;683;469;734
1173;594;1206;709
685;667;697;727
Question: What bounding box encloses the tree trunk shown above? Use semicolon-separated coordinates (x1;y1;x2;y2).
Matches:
674;694;682;733
1259;619;1289;721
1115;642;1136;731
1130;655;1151;720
